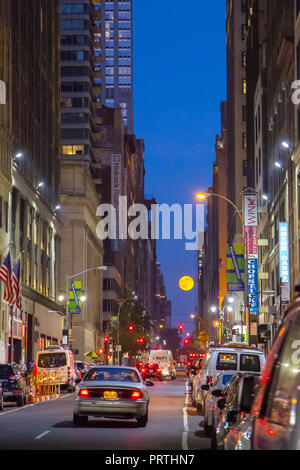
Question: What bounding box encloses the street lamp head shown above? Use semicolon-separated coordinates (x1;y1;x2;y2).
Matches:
262;194;269;201
274;161;282;169
228;296;235;304
15;152;23;160
210;306;218;313
196;192;207;201
58;294;65;303
97;266;107;271
281;140;290;149
37;181;44;189
80;295;87;302
55;205;61;211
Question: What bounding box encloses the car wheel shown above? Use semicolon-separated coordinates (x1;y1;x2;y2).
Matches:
17;394;24;407
136;408;148;427
73;413;88;426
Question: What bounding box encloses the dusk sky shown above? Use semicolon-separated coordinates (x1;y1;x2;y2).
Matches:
133;1;227;332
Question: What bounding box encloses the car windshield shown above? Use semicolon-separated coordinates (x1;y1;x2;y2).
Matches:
240;354;260;372
216;353;238;371
37;353;67;368
0;365;14;378
83;367;141;383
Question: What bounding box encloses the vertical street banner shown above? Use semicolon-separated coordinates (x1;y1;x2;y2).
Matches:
111;154;122;250
279;222;290;303
69;281;82;314
244;194;259;316
227;244;244;291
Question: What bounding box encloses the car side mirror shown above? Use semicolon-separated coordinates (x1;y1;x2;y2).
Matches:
226;410;237;424
211;389;223;397
217;398;226;410
146;380;154;386
201;384;210;391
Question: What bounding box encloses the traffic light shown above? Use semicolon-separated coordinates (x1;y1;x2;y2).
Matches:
128;324;134;332
104;336;109;343
178;324;184;334
98;348;104;355
184;338;190;345
137;337;144;344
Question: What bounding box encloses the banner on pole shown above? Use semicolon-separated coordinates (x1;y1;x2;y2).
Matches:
227;244;245;292
69;281;82;314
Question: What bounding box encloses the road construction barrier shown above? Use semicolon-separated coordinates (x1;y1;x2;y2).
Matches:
27;371;61;403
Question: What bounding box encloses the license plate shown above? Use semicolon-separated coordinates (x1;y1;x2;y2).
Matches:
103;391;118;400
149;370;153;373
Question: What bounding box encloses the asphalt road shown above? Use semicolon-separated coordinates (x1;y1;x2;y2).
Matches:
0;373;211;450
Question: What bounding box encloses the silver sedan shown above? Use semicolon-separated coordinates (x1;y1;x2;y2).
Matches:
74;366;152;427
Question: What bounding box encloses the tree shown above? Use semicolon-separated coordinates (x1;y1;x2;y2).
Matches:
109;294;150;362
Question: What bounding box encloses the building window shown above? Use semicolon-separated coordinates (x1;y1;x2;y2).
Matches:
242;24;247;40
241;0;247;13
61;4;85;14
242;51;247;67
242;132;247;149
242;79;247;95
62;145;85;156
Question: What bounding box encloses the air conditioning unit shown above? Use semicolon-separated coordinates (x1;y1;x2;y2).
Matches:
278;94;282;103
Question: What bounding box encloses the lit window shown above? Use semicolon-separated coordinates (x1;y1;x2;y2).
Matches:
62;145;84;156
242;79;247;95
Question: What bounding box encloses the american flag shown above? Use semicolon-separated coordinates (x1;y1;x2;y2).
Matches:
12;259;22;312
0;252;15;305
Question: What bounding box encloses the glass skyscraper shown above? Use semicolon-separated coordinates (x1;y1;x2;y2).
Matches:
101;0;134;133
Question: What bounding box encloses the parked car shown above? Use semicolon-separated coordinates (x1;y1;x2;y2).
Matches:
0;363;27;407
188;360;202;388
36;346;76;392
0;382;3;411
194;345;265;413
140;363;163;381
74;366;153;427
212;373;260;449
202;371;235;436
243;300;300;450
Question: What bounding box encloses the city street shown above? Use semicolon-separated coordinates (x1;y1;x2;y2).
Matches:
0;374;210;451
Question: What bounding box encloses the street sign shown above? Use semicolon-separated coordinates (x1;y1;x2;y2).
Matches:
115;345;122;352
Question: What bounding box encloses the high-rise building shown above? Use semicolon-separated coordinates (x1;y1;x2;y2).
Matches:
101;0;134;133
60;0;105;359
226;0;248;243
1;0;63;363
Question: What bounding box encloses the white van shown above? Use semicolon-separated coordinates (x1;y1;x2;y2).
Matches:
149;350;174;379
194;345;265;412
36;346;77;392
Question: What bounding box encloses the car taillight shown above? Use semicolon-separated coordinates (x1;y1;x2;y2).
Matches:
206;376;212;385
79;389;89;398
141;368;146;373
157;368;161;373
131;391;142;400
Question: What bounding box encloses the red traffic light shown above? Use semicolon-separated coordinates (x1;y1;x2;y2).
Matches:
128;325;134;332
104;336;109;343
137;337;144;344
178;324;184;334
184;338;190;345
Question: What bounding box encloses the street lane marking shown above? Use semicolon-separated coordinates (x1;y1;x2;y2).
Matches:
182;380;190;450
35;431;50;440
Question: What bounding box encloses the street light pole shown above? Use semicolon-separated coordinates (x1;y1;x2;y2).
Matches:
116;294;138;365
